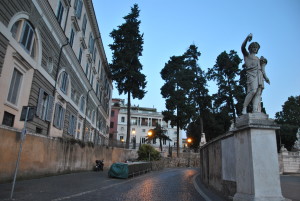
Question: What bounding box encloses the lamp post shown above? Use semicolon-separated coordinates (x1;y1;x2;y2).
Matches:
121;138;125;149
147;130;152;161
187;138;192;167
132;130;136;149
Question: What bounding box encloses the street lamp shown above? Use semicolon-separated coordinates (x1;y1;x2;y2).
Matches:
132;130;136;149
121;138;125;149
147;130;153;161
187;138;192;167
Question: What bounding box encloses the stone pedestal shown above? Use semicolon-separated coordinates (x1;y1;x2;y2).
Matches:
233;113;289;201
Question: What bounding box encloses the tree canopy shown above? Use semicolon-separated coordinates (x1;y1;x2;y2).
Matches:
160;45;202;156
275;95;300;151
109;4;147;148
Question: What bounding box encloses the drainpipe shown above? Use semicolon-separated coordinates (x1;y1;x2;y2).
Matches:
47;41;68;136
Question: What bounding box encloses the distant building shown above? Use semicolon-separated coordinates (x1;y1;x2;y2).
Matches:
0;0;112;144
109;99;183;150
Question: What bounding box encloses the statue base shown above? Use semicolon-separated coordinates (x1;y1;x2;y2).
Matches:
233;113;290;201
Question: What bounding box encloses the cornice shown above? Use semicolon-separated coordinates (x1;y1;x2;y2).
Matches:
34;0;68;46
84;0;111;79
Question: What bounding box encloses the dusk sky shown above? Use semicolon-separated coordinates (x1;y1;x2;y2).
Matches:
93;0;300;119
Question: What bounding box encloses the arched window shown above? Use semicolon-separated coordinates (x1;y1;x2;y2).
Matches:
10;19;36;58
59;71;69;94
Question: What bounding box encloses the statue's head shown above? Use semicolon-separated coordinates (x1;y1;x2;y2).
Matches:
248;42;260;54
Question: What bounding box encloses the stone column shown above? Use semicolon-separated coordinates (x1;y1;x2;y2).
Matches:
233;113;289;201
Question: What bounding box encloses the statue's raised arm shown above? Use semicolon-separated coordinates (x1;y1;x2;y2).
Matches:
241;33;252;56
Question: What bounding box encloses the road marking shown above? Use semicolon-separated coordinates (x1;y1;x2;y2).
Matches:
52;172;156;201
52;179;134;201
192;173;212;201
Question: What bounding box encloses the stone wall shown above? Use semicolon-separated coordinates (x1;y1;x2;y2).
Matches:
279;150;300;174
151;153;200;171
0;127;137;183
199;132;236;199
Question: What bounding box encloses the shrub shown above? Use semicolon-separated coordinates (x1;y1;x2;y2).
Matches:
137;144;160;161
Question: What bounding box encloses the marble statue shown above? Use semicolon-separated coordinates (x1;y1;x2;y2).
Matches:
241;33;270;114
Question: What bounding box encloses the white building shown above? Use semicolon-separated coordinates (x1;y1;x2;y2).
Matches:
114;100;183;151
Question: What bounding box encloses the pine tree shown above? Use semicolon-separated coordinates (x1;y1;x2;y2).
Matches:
207;50;242;125
109;4;147;148
160;45;199;156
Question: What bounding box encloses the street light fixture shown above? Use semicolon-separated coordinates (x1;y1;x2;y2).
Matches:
147;130;153;161
132;130;136;149
187;138;192;167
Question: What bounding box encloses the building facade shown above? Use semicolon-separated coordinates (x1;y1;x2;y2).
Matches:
0;0;112;144
109;99;183;150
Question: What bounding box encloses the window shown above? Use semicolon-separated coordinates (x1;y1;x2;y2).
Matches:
2;111;15;127
74;0;83;19
69;28;75;47
141;118;148;126
76;121;82;139
120;136;124;141
111;110;115;117
36;127;43;134
82;14;87;36
152;119;158;127
36;88;54;121
68;114;77;135
56;1;64;25
53;103;65;129
91;110;95;123
142;129;146;132
121;116;125;123
131;117;137;125
153;138;156;144
11;20;36;58
80;96;85;113
121;127;124;131
93;48;97;63
141;137;145;144
88;33;94;53
7;69;22;105
110;122;114;128
97;60;101;73
96;82;99;97
78;48;82;64
163;138;167;145
20;21;34;53
59;71;68;94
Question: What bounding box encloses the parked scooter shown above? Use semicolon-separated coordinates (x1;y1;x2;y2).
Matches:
94;160;104;171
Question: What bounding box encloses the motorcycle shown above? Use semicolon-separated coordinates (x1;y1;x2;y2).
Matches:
94;160;104;171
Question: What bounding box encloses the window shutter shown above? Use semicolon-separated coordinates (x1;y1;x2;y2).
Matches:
36;88;44;118
67;113;72;134
65;74;69;94
53;103;59;128
74;0;78;10
60;107;65;130
76;0;83;19
46;95;54;122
